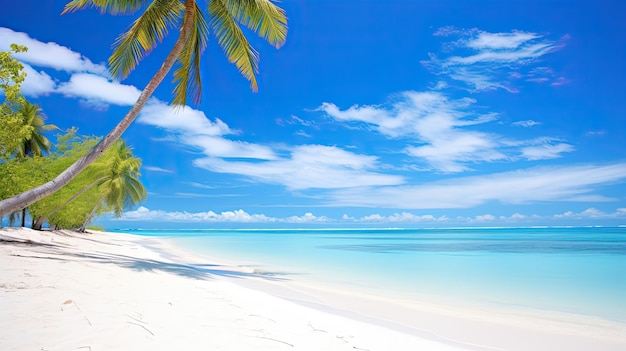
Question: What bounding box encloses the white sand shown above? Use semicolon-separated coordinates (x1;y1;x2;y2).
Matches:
1;228;624;351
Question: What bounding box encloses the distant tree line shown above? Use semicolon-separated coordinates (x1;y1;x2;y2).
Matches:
0;45;146;231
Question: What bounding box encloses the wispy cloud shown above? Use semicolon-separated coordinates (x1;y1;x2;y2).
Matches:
512;120;542;127
321;91;577;172
193;145;404;190
520;140;574;160
144;166;174;173
187;182;217;189
326;163;626;209
322;91;573;172
423;28;565;92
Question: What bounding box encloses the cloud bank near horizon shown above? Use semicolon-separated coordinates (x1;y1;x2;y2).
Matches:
116;206;626;225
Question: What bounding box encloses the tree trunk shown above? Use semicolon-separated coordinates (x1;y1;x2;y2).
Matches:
21;208;26;227
0;2;196;218
79;201;102;233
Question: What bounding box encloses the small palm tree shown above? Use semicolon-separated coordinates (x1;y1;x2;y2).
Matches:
13;102;58;226
34;139;146;230
0;0;287;217
79;140;147;231
16;102;58;158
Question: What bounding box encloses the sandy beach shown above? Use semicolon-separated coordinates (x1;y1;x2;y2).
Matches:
1;228;625;351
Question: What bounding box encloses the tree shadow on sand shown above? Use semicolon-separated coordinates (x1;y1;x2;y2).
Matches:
2;236;292;282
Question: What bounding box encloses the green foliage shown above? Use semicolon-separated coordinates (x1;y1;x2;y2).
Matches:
0;128;100;227
0;44;31;159
23;135;147;229
15;101;59;158
28;131;101;227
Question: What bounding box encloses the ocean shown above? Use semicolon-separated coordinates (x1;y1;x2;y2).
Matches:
119;227;626;323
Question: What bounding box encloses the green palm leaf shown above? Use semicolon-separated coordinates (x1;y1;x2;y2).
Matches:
209;0;260;91
109;0;184;79
63;0;149;15
223;0;288;48
173;2;210;105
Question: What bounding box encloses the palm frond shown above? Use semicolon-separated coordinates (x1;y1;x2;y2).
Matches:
209;0;260;91
173;2;210;106
109;0;184;79
222;0;287;48
63;0;149;15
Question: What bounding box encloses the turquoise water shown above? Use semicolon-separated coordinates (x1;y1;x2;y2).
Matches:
120;227;626;322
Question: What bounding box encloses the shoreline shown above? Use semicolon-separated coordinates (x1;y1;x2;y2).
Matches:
1;228;625;350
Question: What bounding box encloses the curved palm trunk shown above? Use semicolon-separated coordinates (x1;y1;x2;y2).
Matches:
0;1;196;218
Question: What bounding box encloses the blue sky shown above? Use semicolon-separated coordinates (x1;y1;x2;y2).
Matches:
1;0;625;228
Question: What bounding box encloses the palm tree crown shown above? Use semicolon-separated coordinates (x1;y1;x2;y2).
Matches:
16;102;58;158
97;139;147;217
63;0;288;105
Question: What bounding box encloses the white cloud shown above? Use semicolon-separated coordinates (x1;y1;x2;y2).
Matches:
585;130;606;137
474;214;496;221
138;101;401;189
144;166;174;173
0;27;108;75
326;163;626;209
320;91;505;172
553;208;626;219
117;206;626;224
285;212;330;223
359;212;446;223
466;31;542;50
193;145;403;190
139;101;277;160
20;63;56;97
512;120;542;127
56;73;141;106
424;28;564;92
1;28;140;109
121;207;330;223
520;140;574;160
139;101;232;136
122;207;277;223
446;42;555;66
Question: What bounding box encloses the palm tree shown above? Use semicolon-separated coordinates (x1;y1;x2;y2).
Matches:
13;101;58;226
80;140;147;231
0;0;287;217
33;139;146;230
16;102;58;158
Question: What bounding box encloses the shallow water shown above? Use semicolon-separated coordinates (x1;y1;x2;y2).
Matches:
119;227;626;322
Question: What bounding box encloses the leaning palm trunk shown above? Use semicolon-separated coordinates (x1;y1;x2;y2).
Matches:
0;2;196;218
78;201;102;233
